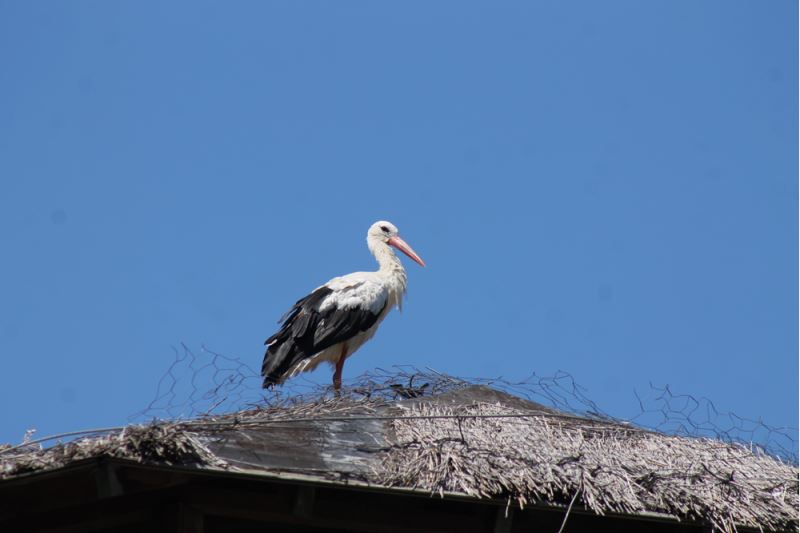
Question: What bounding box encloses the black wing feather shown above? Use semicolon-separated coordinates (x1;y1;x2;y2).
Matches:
261;285;386;387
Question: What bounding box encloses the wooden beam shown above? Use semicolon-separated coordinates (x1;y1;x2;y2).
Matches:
493;506;514;533
293;485;316;519
174;503;205;533
94;459;123;499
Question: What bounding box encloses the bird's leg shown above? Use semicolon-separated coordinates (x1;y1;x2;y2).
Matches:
333;344;347;393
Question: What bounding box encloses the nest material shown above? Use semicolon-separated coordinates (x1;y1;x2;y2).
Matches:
1;373;797;533
375;401;798;533
1;424;224;479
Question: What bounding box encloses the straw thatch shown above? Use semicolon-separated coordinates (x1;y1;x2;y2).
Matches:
1;424;225;479
378;400;797;532
1;374;797;532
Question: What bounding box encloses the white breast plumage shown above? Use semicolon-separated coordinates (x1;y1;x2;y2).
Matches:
320;274;389;314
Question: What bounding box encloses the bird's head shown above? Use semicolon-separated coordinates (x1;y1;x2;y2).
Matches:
368;220;426;267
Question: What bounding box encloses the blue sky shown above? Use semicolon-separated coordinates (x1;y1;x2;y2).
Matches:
0;1;796;450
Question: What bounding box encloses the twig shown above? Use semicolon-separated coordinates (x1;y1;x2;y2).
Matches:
1;427;124;455
557;485;581;533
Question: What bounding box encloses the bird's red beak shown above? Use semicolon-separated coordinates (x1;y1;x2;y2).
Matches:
388;236;426;267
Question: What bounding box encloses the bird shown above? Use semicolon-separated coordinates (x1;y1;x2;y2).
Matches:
262;221;426;391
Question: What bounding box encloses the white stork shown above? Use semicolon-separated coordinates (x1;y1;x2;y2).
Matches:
262;221;425;390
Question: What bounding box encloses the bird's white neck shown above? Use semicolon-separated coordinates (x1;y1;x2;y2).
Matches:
368;239;408;307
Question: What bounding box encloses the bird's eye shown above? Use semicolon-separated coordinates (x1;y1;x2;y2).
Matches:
380;226;390;233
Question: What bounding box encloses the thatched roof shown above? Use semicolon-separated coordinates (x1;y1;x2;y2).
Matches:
2;374;797;532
